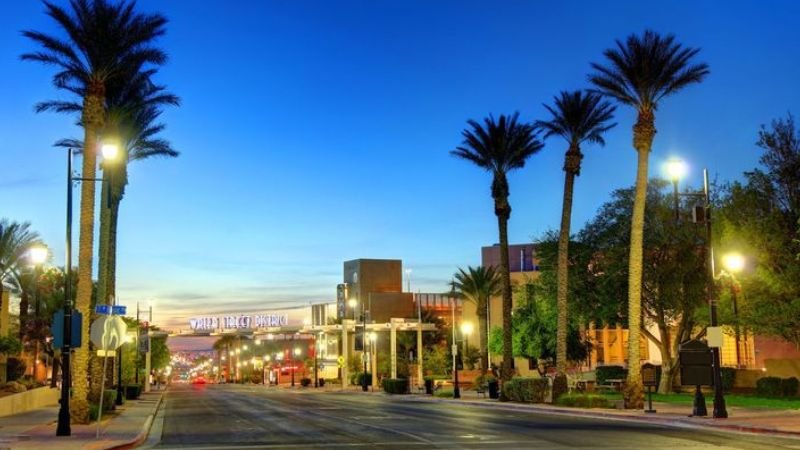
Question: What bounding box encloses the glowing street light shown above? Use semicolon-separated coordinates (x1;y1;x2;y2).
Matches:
722;253;745;273
461;321;474;356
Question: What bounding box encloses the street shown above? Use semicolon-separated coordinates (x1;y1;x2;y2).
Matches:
152;384;800;449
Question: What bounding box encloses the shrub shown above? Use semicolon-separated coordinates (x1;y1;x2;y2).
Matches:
1;381;27;393
552;374;568;402
596;365;627;385
382;378;409;394
502;377;549;403
434;388;454;398
355;372;372;386
720;367;736;393
557;393;612;408
473;374;496;391
6;357;26;382
756;377;782;397
300;377;311;387
102;389;116;412
781;377;799;398
125;384;142;400
89;403;101;421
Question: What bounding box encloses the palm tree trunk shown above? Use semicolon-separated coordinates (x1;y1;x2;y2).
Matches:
108;195;121;300
624;111;655;409
556;148;580;375
19;292;29;342
96;174;111;308
495;201;514;381
477;300;488;375
72;84;105;424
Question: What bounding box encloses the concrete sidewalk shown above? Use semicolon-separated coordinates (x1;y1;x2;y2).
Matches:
0;391;163;450
394;392;800;438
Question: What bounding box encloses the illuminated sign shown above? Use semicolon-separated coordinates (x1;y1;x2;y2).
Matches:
189;313;289;330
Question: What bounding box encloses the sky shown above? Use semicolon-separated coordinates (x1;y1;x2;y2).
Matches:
2;0;799;335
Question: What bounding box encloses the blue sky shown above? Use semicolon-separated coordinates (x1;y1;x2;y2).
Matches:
2;0;799;331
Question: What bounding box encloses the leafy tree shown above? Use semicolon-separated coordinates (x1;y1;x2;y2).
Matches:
22;0;170;422
534;90;616;383
716;113;800;346
450;113;543;380
487;277;591;375
452;265;501;374
575;180;707;393
589;30;709;408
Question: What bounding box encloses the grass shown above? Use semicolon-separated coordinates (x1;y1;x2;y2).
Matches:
600;392;800;409
434;388;454;398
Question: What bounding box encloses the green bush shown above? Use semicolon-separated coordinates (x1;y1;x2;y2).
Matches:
1;381;27;393
354;372;372;386
473;374;496;391
596;365;627;385
300;377;311;387
125;384;142;400
756;377;783;397
781;377;799;398
720;367;736;393
552;374;568;402
6;357;26;382
102;389;116;412
434;388;454;398
382;378;409;394
557;393;612;408
89;403;101;421
501;377;549;403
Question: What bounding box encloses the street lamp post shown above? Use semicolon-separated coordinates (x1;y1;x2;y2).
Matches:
450;282;460;399
361;306;368;392
57;143;117;437
668;160;728;419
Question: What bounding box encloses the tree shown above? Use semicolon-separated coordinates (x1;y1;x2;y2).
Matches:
575;180;707;393
450;113;543;380
0;220;41;334
452;266;501;374
534;90;616;387
22;0;169;422
716;113;800;346
589;30;709;408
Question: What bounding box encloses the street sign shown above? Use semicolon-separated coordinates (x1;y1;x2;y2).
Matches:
111;305;127;315
95;305;110;315
337;356;345;368
90;316;128;350
706;327;724;348
679;339;713;386
641;363;658;387
52;310;83;349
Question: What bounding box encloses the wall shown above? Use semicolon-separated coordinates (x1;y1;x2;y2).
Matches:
0;387;59;417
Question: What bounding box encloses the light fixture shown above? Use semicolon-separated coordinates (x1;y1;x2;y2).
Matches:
665;158;687;181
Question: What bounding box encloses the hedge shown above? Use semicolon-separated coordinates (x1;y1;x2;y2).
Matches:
382;378;409;394
720;367;736;393
755;377;799;398
501;377;548;403
557;393;612;408
595;366;627;385
300;377;311;387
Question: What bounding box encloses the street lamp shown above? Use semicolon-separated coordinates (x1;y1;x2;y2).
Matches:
348;298;357;320
668;161;728;419
665;158;687;223
27;245;48;382
57;142;118;437
461;322;473;359
450;280;460;399
292;347;301;387
722;252;746;367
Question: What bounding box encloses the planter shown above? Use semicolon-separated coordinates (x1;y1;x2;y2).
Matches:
424;379;434;395
488;380;499;399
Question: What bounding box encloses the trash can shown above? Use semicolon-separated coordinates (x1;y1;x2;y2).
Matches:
319;378;325;387
488;380;499;399
424;378;434;395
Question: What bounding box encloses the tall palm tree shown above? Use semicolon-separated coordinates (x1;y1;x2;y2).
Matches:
534;91;616;395
0;220;41;329
22;0;169;422
589;30;709;408
452;266;501;375
451;113;543;381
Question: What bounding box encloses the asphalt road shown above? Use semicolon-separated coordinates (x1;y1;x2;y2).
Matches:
151;384;800;450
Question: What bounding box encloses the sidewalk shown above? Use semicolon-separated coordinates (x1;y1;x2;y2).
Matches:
0;391;163;450
394;392;800;438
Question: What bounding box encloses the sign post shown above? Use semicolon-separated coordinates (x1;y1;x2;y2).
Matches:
641;363;658;413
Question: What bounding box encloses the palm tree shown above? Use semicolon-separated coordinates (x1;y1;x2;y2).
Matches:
214;335;237;382
56;78;180;310
452;266;501;375
22;0;169;422
534;91;616;396
589;30;709;408
0;220;41;328
451;113;543;381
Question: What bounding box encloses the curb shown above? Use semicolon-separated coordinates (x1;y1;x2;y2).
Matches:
101;393;164;450
397;395;800;439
